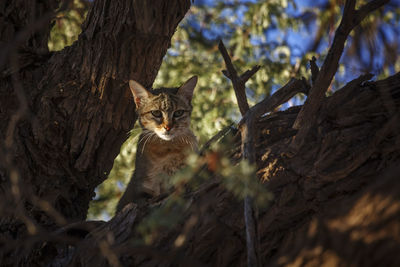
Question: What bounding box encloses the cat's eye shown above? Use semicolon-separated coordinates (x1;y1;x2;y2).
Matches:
151;110;162;118
173;110;184;118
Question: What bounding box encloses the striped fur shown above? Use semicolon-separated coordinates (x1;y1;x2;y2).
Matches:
116;76;198;212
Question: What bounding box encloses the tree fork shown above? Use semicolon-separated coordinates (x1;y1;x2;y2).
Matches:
290;0;390;152
219;39;311;266
0;0;191;265
219;40;261;267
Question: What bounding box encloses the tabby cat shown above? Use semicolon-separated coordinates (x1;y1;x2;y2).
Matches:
116;76;198;212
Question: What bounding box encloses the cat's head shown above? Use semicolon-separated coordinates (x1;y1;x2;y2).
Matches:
128;76;197;141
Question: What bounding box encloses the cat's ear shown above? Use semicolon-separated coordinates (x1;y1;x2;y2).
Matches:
177;76;198;102
129;80;152;108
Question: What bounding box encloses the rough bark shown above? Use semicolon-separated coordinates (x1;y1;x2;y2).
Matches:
1;0;400;266
0;0;191;265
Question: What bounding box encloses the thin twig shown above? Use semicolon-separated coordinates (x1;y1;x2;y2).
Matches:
199;123;235;156
310;56;319;85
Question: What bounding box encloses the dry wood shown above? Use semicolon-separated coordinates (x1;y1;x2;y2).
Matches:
218;40;261;267
1;0;398;266
218;40;260;115
310;56;319;85
240;77;309;127
290;0;389;152
70;204;137;267
219;39;313;267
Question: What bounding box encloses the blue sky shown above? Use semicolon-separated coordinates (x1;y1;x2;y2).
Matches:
188;0;399;88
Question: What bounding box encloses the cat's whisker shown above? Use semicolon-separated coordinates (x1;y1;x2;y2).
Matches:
137;131;152;146
188;139;195;151
137;132;151;148
141;132;155;154
129;128;143;137
181;136;186;144
129;128;142;133
138;132;151;151
183;136;189;145
182;135;194;151
143;133;154;150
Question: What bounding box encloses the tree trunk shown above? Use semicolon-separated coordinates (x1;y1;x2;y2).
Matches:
0;0;191;265
1;0;400;266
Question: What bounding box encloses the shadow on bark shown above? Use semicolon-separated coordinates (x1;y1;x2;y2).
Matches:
55;72;400;267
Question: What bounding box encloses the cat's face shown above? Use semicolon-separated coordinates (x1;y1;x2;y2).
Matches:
129;76;197;141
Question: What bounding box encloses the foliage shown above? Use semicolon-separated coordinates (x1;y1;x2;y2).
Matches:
48;0;88;51
47;0;400;220
88;131;138;219
135;136;272;244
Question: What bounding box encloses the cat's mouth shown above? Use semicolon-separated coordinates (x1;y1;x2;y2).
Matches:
156;130;175;141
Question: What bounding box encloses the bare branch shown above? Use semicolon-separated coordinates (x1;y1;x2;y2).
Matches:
355;0;390;25
219;38;312;267
343;0;357;17
240;120;259;267
290;0;389;152
69;204;137;267
244;196;259;267
240;78;309;126
218;40;261;267
218;40;251;115
199;123;235;156
241;65;261;84
310;56;319;85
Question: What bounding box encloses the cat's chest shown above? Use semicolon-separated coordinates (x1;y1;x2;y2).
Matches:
146;144;189;175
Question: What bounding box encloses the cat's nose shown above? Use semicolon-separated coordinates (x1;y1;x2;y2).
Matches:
164;125;172;132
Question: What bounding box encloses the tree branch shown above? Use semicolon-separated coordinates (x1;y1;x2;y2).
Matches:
199;123;235;156
355;0;389;25
218;40;260;115
290;0;389;152
310;56;319;85
240;78;309;126
219;38;312;266
218;40;261;267
69;204;138;267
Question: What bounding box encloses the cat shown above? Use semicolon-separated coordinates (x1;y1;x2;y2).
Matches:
116;76;198;212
